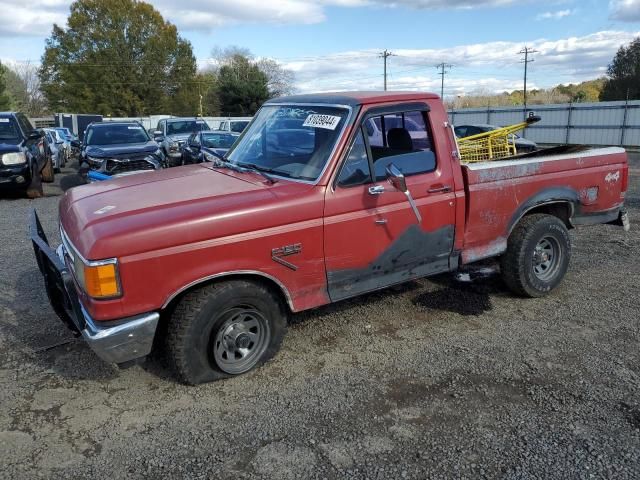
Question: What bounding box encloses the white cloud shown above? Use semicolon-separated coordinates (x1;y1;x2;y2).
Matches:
273;30;640;94
0;1;67;36
536;9;574;21
0;0;542;36
609;0;640;22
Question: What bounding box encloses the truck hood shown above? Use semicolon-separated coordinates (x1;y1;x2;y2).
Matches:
60;164;316;260
85;142;159;158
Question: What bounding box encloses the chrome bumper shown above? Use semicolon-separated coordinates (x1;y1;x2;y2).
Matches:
80;306;159;364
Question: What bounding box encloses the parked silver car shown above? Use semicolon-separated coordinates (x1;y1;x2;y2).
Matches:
152;118;210;167
43;130;64;171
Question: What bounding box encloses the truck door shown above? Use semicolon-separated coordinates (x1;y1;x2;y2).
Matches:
324;104;456;301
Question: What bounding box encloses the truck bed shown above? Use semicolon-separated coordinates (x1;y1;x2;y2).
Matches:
460;147;628;264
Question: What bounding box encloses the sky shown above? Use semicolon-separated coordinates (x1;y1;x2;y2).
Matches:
1;0;639;98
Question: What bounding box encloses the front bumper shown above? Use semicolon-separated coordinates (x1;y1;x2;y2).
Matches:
0;163;31;189
29;210;159;364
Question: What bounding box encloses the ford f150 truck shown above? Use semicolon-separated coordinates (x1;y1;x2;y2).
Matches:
30;92;630;384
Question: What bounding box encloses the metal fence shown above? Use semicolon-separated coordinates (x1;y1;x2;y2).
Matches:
448;100;640;148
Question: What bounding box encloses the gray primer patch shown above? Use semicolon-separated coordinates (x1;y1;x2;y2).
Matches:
327;224;455;302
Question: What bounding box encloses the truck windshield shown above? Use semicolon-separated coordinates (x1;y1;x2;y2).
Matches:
167;121;209;135
0;117;21;143
226;105;349;182
85;124;150;146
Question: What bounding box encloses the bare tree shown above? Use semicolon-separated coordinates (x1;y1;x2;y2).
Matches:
206;46;296;97
256;58;296;97
8;62;49;115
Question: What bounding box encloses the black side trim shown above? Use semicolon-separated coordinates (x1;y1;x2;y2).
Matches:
507;187;579;234
573;207;621;226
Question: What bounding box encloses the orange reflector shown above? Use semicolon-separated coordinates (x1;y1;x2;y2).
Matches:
83;263;120;298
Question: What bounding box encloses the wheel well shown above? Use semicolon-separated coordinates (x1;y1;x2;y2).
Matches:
161;273;293;317
520;202;573;230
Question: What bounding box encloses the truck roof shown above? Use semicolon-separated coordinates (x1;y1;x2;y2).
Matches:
267;91;440;107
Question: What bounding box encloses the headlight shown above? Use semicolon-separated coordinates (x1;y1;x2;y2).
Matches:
204;152;216;162
1;152;27;165
63;230;121;299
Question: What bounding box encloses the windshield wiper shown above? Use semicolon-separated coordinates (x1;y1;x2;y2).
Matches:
211;157;277;184
236;162;278;184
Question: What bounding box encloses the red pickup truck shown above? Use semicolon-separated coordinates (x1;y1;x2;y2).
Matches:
31;92;630;384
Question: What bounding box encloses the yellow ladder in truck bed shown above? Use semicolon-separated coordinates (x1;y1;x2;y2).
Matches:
457;113;541;163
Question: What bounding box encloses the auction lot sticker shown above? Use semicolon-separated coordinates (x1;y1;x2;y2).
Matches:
303;114;341;130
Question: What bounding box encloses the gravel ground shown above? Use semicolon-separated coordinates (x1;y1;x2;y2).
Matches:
1;154;639;479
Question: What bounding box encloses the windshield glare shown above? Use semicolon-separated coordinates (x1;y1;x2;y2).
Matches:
85;124;150;146
167;121;209;135
226;105;348;181
0;118;21;142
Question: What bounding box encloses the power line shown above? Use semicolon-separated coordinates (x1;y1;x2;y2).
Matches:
378;50;395;91
519;46;538;110
435;63;453;99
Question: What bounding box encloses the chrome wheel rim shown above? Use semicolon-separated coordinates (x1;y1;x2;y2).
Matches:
532;236;561;281
212;307;270;375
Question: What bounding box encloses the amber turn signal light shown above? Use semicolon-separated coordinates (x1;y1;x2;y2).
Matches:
83;263;120;298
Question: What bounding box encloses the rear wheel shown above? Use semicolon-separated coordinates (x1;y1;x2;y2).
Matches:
500;214;571;297
165;280;287;385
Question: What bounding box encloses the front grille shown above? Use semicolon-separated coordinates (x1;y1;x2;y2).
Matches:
106;156;157;174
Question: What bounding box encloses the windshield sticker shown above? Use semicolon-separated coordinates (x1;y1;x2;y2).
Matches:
127;126;142;130
303;114;341;130
0;118;9;123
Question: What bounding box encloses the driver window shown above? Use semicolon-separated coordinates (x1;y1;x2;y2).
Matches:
365;110;436;182
337;129;371;188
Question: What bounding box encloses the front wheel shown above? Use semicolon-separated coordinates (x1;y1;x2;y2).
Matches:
165;280;287;385
500;214;571;297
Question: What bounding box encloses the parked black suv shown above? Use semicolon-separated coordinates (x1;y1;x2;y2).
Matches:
77;122;165;176
0;112;52;198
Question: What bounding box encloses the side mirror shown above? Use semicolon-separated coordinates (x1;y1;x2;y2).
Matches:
385;163;421;223
28;130;43;140
153;130;163;137
386;163;407;193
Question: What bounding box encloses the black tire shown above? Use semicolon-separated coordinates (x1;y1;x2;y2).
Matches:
26;163;44;198
41;157;55;183
500;214;571;298
165;280;287;385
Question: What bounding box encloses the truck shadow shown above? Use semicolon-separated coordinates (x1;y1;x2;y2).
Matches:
291;262;506;326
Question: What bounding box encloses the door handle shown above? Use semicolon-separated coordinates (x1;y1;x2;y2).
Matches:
368;185;385;195
428;185;452;194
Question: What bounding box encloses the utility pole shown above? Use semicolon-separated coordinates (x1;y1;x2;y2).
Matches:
436;63;453;99
379;50;395;91
519;46;538;109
